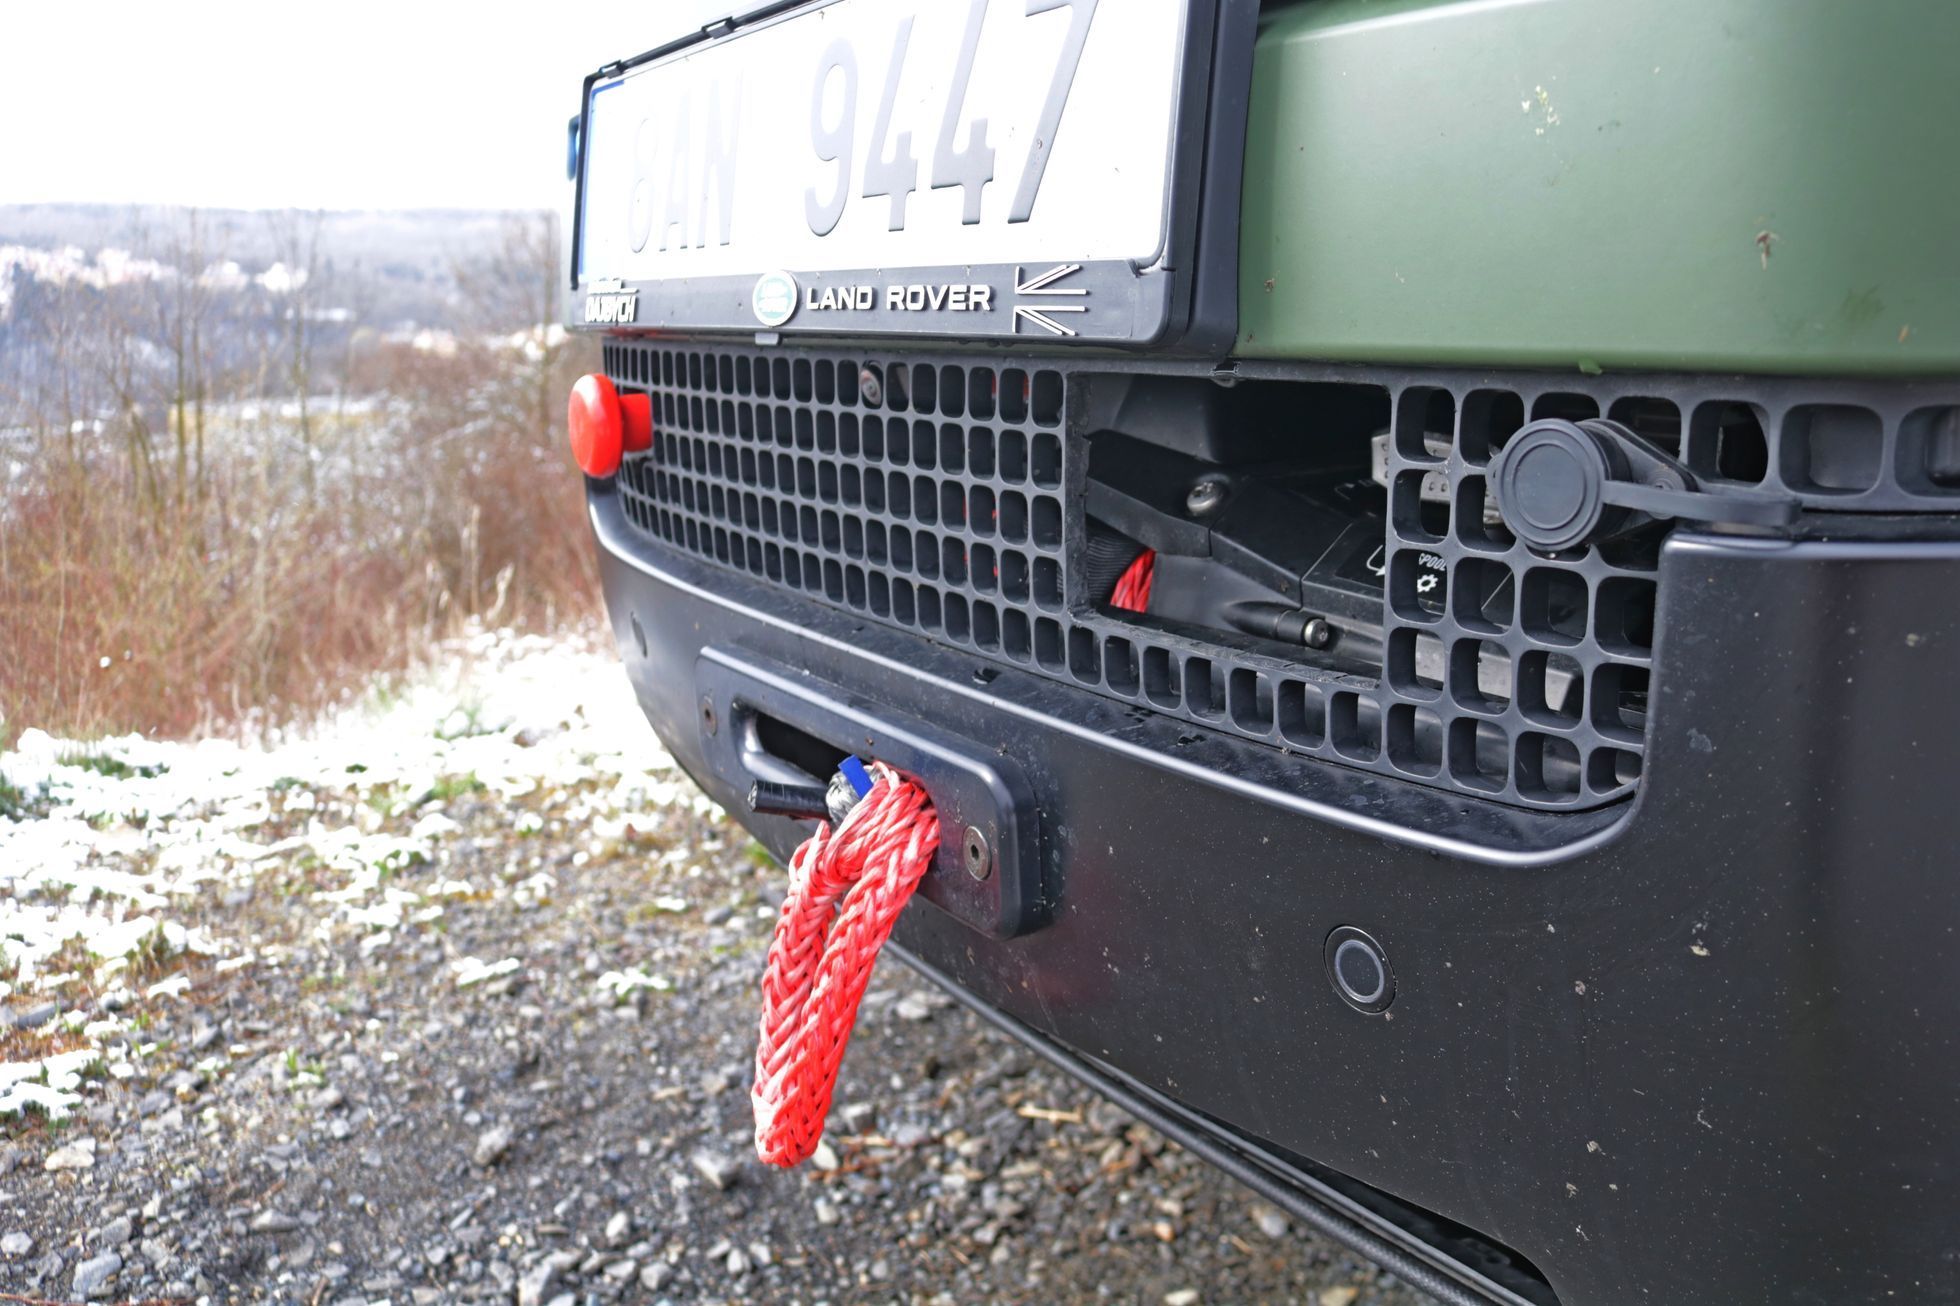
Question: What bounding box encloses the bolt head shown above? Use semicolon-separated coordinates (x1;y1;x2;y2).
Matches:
859;366;884;407
1186;479;1229;516
961;826;993;881
1302;618;1334;649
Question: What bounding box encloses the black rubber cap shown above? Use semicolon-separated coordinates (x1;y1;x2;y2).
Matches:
1324;926;1394;1014
1491;419;1613;551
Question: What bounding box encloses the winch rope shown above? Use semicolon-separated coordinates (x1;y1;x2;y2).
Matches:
1111;547;1156;612
752;761;940;1167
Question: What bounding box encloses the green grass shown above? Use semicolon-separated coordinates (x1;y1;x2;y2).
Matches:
0;773;50;821
434;702;498;742
125;923;180;984
55;749;166;781
418;772;486;805
282;1048;327;1083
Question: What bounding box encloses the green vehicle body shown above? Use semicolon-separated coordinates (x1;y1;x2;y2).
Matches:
1237;0;1960;376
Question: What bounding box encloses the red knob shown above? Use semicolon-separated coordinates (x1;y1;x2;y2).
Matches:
567;374;653;478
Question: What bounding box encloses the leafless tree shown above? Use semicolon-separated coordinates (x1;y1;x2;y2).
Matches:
455;212;568;444
265;208;326;496
149;208;224;507
95;290;161;513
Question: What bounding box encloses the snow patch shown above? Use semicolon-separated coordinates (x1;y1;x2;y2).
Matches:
0;630;679;1120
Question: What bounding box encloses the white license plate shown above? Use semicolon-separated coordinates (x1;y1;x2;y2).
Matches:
574;0;1194;341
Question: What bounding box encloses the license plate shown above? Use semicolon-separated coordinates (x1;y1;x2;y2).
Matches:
574;0;1200;343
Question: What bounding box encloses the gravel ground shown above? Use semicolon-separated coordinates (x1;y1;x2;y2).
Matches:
0;634;1426;1306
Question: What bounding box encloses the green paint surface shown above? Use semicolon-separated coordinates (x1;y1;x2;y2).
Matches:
1236;0;1960;374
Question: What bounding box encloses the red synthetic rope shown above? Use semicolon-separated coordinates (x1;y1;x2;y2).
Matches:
752;762;940;1167
1111;548;1155;612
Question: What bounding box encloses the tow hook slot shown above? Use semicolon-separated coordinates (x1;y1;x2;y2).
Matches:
694;646;1047;938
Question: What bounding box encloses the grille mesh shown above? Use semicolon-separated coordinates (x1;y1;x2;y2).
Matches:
1377;387;1655;805
611;346;1070;659
605;341;1667;810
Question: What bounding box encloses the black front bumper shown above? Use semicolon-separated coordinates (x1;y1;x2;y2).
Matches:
591;480;1960;1305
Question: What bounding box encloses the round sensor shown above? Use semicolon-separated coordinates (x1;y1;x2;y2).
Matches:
1324;926;1395;1014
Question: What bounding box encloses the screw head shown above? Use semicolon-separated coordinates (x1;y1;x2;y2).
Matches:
699;696;718;737
859;365;884;407
1186;478;1230;517
961;826;993;881
1302;618;1334;650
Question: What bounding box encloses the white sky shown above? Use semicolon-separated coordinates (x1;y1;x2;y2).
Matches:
0;0;732;212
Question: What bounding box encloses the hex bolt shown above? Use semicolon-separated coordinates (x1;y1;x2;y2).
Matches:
961;826;993;881
1186;478;1230;517
700;696;718;737
859;365;884;407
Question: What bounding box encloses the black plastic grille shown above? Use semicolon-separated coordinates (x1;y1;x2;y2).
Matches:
611;344;1069;652
604;341;1957;811
604;341;1656;810
1376;386;1656;806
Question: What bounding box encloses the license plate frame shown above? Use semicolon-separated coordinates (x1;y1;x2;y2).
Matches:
567;0;1247;349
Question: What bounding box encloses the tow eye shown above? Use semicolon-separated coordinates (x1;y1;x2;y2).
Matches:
747;755;876;824
1489;417;1797;551
566;373;652;478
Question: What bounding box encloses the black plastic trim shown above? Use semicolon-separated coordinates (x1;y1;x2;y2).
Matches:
696;645;1048;937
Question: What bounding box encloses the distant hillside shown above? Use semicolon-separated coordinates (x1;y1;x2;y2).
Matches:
0;204;566;436
0;204;544;332
0;204;531;272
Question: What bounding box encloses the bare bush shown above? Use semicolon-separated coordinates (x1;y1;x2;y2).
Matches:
0;211;600;744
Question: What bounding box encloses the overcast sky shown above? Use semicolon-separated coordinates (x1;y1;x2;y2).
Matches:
0;0;731;213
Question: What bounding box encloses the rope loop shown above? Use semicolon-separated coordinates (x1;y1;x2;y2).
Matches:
752;761;939;1166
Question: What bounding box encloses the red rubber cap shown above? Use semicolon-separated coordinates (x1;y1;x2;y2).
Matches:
568;374;653;478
